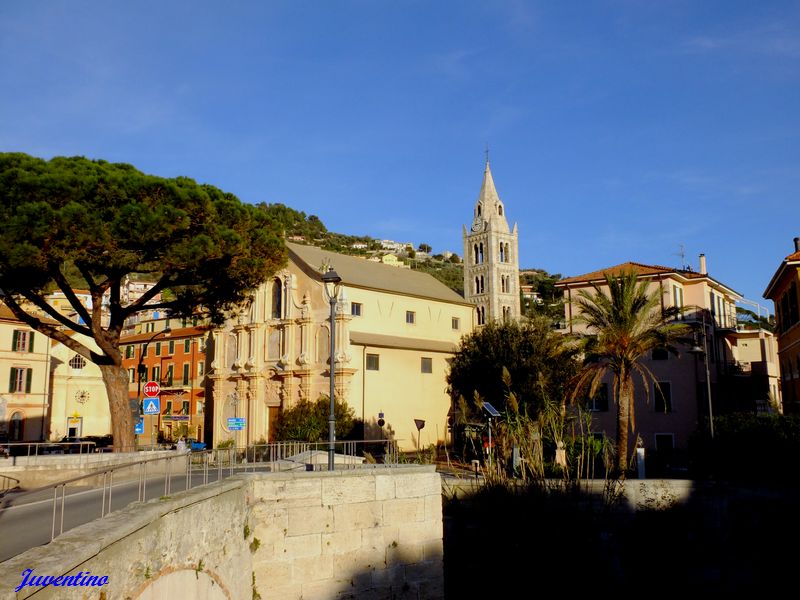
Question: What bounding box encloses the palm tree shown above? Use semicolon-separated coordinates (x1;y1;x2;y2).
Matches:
572;271;689;474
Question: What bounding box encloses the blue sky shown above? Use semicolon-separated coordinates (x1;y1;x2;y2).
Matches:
1;1;798;309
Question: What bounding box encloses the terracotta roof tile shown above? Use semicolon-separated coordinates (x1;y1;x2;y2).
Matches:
556;261;705;285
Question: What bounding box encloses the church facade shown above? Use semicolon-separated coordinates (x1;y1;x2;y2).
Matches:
462;161;521;323
207;243;475;450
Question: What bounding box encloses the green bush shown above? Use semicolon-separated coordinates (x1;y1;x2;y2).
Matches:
689;413;800;485
273;395;355;442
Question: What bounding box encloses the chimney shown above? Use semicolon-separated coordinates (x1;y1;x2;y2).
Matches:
699;253;707;275
794;237;800;252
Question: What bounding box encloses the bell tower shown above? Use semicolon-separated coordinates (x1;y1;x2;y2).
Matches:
462;160;521;324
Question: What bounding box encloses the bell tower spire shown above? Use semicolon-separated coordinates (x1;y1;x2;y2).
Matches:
462;157;521;324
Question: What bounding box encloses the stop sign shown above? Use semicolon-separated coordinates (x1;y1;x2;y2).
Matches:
143;381;160;397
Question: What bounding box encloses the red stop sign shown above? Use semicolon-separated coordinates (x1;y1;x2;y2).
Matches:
143;381;160;397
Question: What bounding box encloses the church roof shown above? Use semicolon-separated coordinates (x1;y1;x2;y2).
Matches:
287;243;471;305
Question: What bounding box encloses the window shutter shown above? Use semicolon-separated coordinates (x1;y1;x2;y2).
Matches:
12;331;18;351
9;367;16;392
28;332;34;353
25;369;32;393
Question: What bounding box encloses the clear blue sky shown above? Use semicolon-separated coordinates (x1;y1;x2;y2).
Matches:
1;1;798;309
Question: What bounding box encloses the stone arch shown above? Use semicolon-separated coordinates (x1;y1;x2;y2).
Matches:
134;568;231;599
9;411;24;441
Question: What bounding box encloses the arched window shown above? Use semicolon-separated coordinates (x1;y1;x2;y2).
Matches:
477;205;481;217
480;276;485;294
505;243;511;263
498;205;503;216
271;278;282;319
479;243;484;264
501;276;506;293
474;277;480;295
473;244;479;265
10;411;24;441
499;245;505;262
477;306;485;325
69;355;86;370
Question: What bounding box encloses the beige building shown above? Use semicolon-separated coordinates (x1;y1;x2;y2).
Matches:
463;161;521;324
764;237;800;414
48;333;112;441
556;255;779;468
0;306;51;442
208;243;475;450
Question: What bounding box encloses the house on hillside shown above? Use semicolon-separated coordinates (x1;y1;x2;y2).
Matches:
556;254;780;470
207;242;475;450
764;237;800;414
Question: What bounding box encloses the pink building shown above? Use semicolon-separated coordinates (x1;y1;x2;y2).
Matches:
556;255;779;471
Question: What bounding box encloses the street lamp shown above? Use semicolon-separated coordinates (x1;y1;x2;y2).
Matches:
137;326;171;445
322;266;343;471
689;313;714;440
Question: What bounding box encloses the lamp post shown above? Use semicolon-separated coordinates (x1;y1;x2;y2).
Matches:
137;327;171;446
322;267;342;471
689;313;714;440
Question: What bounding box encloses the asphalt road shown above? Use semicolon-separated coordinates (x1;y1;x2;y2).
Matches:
0;464;271;563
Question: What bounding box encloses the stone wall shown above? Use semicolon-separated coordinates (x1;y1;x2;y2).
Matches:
0;465;443;600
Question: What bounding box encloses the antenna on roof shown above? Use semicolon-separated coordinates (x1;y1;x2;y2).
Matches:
674;244;687;270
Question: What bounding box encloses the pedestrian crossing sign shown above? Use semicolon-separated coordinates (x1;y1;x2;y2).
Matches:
143;397;160;415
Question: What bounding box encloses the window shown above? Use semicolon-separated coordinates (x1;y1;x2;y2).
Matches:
8;367;32;393
452;317;460;330
366;353;380;371
69;355;86;369
406;311;416;324
477;306;485;325
421;357;432;373
199;337;206;353
182;363;190;385
165;365;174;386
12;330;34;353
168;340;175;355
586;383;609;412
271;278;283;319
182;400;190;415
155;341;162;356
351;302;362;317
128;368;136;383
142;344;149;358
654;382;672;413
165;400;172;414
672;285;684;318
198;361;205;377
184;339;191;353
125;345;134;359
652;348;669;360
151;366;160;382
498;204;503;216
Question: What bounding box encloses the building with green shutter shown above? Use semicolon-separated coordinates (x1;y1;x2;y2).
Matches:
1;305;51;442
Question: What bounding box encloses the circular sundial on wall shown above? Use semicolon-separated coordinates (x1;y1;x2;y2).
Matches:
75;390;90;404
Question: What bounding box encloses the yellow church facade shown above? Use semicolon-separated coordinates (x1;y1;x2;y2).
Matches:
208;243;475;451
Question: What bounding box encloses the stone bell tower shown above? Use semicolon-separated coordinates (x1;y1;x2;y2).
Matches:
462;160;521;324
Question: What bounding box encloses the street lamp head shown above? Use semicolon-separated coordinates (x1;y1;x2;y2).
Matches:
322;267;342;300
163;326;172;335
688;344;705;355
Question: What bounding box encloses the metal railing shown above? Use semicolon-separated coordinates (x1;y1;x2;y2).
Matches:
1;438;401;554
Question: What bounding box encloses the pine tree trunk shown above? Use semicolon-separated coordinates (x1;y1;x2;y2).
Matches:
99;363;136;452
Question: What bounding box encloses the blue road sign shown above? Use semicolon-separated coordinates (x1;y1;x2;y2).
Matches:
143;397;160;415
135;417;144;434
227;417;246;431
